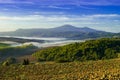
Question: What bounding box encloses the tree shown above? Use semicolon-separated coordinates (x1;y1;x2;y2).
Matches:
22;59;29;65
103;48;118;59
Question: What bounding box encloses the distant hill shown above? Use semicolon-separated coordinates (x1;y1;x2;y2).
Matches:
50;25;100;32
0;25;119;39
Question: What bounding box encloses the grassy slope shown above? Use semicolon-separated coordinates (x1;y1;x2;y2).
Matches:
0;57;120;80
0;43;10;48
0;44;38;62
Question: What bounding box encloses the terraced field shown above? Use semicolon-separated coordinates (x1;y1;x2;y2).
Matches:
0;58;120;80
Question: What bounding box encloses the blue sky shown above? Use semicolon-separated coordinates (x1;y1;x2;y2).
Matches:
0;0;120;32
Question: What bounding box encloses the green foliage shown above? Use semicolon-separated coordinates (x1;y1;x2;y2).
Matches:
0;44;38;61
0;43;10;48
2;57;16;66
103;48;118;59
33;38;120;62
55;57;70;63
2;61;9;66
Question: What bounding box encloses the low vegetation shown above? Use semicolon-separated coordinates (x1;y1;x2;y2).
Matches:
0;43;10;48
0;44;38;62
0;58;120;79
2;57;16;66
33;38;120;62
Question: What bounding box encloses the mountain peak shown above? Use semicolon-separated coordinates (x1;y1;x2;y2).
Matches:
53;24;79;31
52;25;99;32
56;24;77;29
60;24;76;28
82;27;90;29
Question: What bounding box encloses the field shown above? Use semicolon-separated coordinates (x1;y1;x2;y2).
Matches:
0;43;10;48
0;58;120;80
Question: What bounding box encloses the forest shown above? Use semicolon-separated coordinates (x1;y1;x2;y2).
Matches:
33;38;120;62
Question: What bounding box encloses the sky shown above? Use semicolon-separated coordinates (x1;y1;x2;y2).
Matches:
0;0;120;32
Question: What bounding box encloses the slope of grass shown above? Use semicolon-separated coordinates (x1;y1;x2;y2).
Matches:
0;58;120;80
0;43;10;48
0;44;38;62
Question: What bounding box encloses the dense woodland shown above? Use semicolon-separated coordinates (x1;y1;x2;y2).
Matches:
33;38;120;62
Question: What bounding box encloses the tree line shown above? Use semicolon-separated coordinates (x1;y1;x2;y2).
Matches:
33;38;120;62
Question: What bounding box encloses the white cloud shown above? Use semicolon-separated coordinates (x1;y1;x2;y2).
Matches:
32;11;65;15
0;28;15;32
48;6;71;9
85;14;120;18
0;16;36;21
0;14;120;22
2;8;9;11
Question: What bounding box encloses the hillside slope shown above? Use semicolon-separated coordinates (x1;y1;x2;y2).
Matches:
33;38;120;62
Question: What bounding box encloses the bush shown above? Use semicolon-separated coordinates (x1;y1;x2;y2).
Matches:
103;48;118;59
2;57;16;66
55;57;69;63
37;58;46;62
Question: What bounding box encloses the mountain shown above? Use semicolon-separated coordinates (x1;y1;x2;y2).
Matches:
51;25;99;32
51;25;80;32
0;25;118;39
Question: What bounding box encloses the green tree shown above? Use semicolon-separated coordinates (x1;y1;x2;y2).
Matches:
103;48;118;59
22;59;29;65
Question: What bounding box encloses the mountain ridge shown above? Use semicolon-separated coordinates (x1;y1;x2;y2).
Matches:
0;25;118;39
15;24;102;33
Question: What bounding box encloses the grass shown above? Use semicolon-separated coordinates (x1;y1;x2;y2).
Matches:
0;43;10;48
0;58;120;80
0;44;38;62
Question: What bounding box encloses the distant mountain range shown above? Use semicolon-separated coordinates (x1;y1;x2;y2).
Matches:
0;25;119;39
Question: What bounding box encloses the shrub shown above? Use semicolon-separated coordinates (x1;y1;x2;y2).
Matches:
2;57;16;66
55;57;69;63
